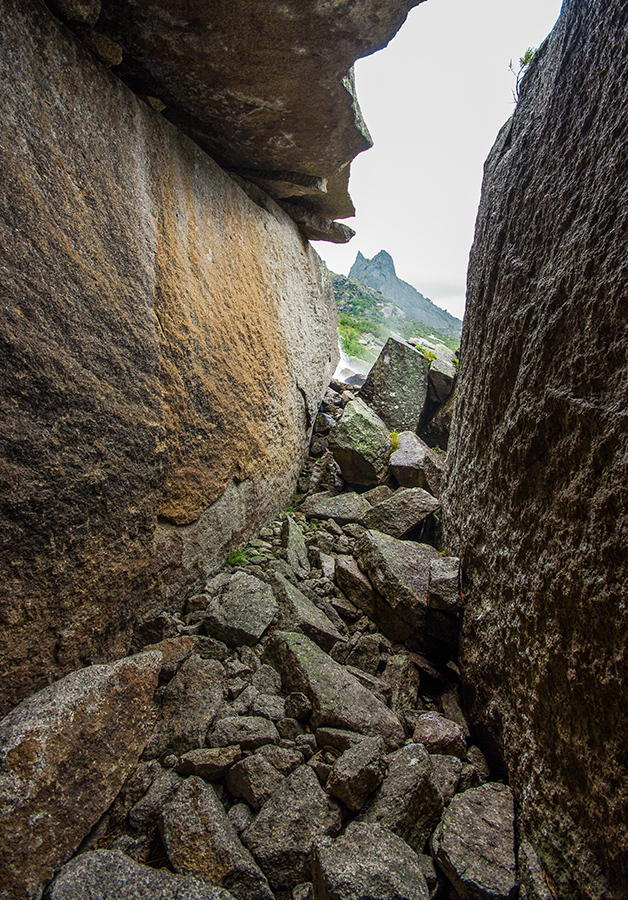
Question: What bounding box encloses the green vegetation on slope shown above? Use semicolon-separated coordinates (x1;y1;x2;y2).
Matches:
333;272;460;357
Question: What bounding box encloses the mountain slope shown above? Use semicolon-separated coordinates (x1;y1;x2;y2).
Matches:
349;250;462;337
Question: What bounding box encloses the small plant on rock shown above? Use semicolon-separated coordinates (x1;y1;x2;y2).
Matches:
390;431;400;451
227;548;250;566
510;47;537;103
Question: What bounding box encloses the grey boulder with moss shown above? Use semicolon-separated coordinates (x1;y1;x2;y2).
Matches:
358;335;430;432
202;572;278;646
330;398;391;486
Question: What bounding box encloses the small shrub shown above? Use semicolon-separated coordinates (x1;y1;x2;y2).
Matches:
227;548;250;566
390;431;400;451
420;348;437;362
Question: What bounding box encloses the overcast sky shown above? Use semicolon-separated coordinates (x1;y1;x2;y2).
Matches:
319;0;564;320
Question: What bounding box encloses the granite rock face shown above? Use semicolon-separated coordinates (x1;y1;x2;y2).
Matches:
443;1;628;896
0;0;337;714
0;653;161;899
79;0;425;227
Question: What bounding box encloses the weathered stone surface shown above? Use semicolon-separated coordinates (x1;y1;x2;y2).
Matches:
359;487;440;538
282;516;311;580
354;530;457;658
390;432;445;496
242;765;342;892
517;841;554;900
412;712;466;758
264;631;404;750
0;653;161;899
0;0;338;714
312;823;430;900
127;766;184;832
330;398;391;486
301;491;372;524
360;743;444;853
359;336;430;432
208;716;280;751
48;849;235;900
419;389;456;451
143;655;225;758
89;2;422;223
430;754;463;805
160;778;273;900
226;753;285;810
431;783;516;900
326;736;386;811
384;653;421;718
202;572;278;647
176;746;242;780
443;3;628;896
273;573;344;652
285;692;313;721
428;357;456;403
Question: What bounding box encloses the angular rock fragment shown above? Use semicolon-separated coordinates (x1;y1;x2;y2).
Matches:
334;555;379;619
330;398;391;486
0;652;161;898
412;712;466;758
249;692;286;721
428;556;462;612
428;356;456;403
273;572;344;651
285;691;313;720
203;572;278;646
431;783;517;900
518;841;554;900
226;753;285;810
251;664;282;695
282;516;310;579
419;389;455;451
312;822;430;900
143;655;225;758
354;530;458;658
359;487;440;538
176;746;242;780
384;653;421;718
315;727;367;754
301;491;372;524
160;777;273;900
360;743;444;853
430;754;463;805
257;743;304;775
128;765;184;832
48;849;235;899
359;335;430;433
208;716;280;751
264;631;404;750
390;431;445;496
326;736;386;811
242;765;342;893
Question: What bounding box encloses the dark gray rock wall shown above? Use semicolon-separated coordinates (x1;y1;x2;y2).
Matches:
444;2;628;898
0;0;337;715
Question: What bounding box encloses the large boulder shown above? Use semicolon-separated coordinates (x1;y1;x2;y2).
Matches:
359;487;439;538
353;530;459;658
48;849;235;900
389;432;445;496
358;335;430;432
0;0;338;714
330;398;391;486
241;765;343;893
312;823;430;900
443;1;628;895
431;783;517;900
0;652;161;899
201;572;278;647
264;631;405;750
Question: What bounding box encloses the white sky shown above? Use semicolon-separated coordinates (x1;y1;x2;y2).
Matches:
319;0;564;320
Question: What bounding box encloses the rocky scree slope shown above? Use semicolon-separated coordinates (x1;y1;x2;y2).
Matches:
0;350;531;900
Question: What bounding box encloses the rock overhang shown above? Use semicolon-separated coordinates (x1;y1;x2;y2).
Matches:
47;0;426;240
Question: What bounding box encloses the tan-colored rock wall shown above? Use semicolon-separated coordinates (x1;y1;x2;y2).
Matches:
0;0;337;714
444;2;628;897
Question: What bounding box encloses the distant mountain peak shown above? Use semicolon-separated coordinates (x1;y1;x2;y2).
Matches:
348;250;462;338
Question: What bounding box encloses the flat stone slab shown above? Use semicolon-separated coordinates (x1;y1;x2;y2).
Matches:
313;822;430;900
48;849;235;899
160;777;273;900
264;631;404;750
273;573;344;652
359;487;440;538
431;783;517;900
203;572;278;646
0;652;161;898
242;765;342;893
301;491;372;524
208;716;280;751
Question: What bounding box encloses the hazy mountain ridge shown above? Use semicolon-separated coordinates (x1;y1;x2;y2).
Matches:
349;250;463;337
